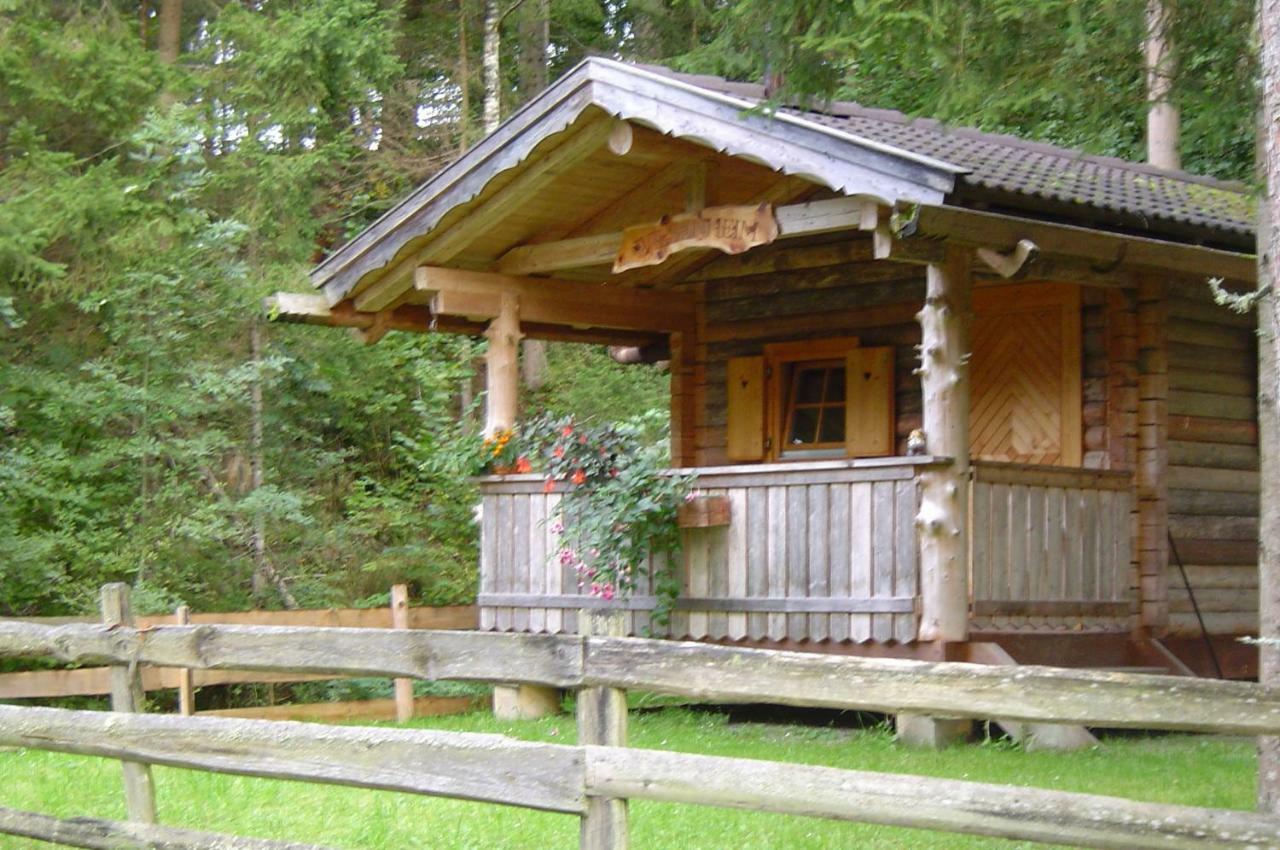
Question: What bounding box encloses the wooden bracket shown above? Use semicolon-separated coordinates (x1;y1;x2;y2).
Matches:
976;239;1039;279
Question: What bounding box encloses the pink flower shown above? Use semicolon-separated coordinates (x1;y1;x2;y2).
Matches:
558;548;576;566
549;519;564;534
684;490;701;503
601;584;615;601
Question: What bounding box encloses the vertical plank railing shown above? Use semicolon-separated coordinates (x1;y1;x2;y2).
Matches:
969;463;1133;630
175;604;194;716
578;609;628;850
477;459;934;644
390;584;414;723
100;584;157;824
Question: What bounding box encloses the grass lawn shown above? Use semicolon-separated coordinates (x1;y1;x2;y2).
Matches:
0;704;1257;850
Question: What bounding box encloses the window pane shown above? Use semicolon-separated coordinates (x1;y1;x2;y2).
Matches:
788;407;819;445
826;367;846;402
819;406;846;443
794;368;826;404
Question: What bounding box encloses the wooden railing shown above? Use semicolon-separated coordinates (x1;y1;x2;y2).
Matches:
0;584;1277;849
479;456;944;643
969;462;1134;631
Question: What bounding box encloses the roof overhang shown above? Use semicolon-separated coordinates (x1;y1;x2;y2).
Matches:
310;58;967;305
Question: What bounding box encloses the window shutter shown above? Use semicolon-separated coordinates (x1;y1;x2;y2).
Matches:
726;355;766;461
845;347;894;457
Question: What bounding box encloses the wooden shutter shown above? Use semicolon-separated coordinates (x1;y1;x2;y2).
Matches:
726;355;766;461
845;346;894;457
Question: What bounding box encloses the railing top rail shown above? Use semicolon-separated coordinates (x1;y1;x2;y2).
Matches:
970;460;1133;489
479;455;953;492
2;621;1276;736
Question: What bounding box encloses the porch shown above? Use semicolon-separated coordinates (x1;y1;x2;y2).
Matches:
477;458;1133;645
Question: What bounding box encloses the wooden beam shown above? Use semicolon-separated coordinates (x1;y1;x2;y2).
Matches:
497;233;622;276
417;266;695;332
496;187;866;280
913;205;1255;283
101;584;157;825
976;239;1039;278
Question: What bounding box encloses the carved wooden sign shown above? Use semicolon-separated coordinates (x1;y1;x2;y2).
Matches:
613;203;779;272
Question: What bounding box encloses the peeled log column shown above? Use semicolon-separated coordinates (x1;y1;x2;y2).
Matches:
916;247;972;643
484;293;522;437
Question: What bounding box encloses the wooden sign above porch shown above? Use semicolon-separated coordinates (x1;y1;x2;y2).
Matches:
613;203;779;272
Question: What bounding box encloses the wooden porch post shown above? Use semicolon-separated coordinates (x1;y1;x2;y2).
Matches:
916;245;972;644
483;292;561;718
484;292;522;436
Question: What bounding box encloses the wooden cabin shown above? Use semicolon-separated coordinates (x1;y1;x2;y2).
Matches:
274;59;1260;686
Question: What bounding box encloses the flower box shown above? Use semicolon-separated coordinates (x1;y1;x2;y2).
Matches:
677;494;730;528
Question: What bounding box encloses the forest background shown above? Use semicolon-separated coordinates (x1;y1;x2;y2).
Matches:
0;0;1259;618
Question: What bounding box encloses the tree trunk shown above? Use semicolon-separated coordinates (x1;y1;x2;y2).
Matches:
482;0;501;134
516;0;549;102
1257;0;1280;813
457;0;473;152
157;0;182;65
249;321;269;605
1144;0;1180;170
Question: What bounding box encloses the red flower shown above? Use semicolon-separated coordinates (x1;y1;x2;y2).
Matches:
543;478;556;493
553;445;565;459
515;456;532;473
571;469;587;486
561;425;574;437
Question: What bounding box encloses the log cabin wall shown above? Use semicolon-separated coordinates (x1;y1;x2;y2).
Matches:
692;244;925;466
1164;278;1260;638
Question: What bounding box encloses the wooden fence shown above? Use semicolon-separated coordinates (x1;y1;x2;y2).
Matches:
0;589;477;722
1;583;1278;850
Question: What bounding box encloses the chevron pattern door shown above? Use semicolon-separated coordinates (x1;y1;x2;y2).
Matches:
970;283;1082;467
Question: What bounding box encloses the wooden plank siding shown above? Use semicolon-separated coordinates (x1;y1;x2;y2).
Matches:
1164;280;1261;637
478;460;929;642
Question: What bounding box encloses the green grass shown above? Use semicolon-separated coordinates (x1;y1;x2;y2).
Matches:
0;706;1256;850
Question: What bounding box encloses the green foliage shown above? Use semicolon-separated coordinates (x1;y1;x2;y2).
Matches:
525;343;669;428
680;0;1257;182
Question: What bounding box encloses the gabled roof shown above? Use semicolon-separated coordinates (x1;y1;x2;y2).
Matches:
312;58;966;304
312;59;1255;303
645;67;1255;241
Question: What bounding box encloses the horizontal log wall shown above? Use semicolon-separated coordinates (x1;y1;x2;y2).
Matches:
1165;280;1260;637
969;463;1134;633
695;239;925;464
479;459;930;643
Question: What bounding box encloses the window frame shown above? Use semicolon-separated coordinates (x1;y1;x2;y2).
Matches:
763;336;861;462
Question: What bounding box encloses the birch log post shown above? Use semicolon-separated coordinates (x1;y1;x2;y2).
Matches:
100;584;157;824
577;610;628;850
175;604;194;716
916;246;972;642
1257;0;1280;811
484;292;521;437
390;584;414;723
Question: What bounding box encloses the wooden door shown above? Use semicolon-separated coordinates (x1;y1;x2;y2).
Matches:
969;283;1082;467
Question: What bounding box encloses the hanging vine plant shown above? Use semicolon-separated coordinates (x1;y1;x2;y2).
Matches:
535;414;693;632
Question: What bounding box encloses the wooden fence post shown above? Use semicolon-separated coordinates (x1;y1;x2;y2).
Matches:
175;604;194;717
100;584;157;824
390;584;414;723
578;609;628;850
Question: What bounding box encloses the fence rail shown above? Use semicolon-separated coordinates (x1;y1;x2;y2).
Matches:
0;595;477;721
1;585;1277;850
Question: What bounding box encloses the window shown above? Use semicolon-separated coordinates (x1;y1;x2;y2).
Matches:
726;337;894;462
782;360;847;456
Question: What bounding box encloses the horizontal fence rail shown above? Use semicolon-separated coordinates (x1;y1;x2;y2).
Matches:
3;621;1280;735
0;806;336;850
1;705;1276;850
